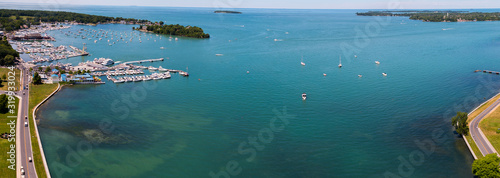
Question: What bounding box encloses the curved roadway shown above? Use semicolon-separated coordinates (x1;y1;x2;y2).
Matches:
470;98;500;156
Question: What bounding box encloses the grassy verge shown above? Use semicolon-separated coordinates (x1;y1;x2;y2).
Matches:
465;93;500;159
464;135;483;159
29;83;58;178
0;67;20;91
0;97;18;178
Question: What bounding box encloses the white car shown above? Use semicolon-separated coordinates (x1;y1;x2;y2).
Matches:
29;157;32;162
25;122;28;127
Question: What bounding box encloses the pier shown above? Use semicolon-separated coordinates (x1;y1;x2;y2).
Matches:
475;70;500;75
123;58;164;65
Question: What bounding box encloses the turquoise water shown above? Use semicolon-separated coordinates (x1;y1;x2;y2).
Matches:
5;3;500;177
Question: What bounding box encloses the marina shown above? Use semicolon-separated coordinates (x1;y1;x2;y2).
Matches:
13;40;89;63
7;23;191;87
106;72;172;83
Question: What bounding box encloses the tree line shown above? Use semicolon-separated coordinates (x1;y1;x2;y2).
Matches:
356;11;500;22
0;37;18;66
0;9;149;32
138;24;210;38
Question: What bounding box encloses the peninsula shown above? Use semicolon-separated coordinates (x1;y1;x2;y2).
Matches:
0;9;148;31
214;10;242;14
0;9;209;38
356;11;500;22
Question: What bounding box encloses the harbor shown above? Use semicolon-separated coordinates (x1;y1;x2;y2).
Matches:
13;40;89;63
6;22;191;86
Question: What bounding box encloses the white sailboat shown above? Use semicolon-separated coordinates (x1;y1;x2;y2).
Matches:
301;56;305;66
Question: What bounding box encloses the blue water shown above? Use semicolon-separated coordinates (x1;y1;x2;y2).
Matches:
4;2;500;177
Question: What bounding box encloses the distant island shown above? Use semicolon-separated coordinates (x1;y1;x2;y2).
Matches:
214;10;242;14
0;9;209;38
356;10;500;22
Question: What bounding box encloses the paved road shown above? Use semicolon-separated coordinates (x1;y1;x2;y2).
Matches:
470;98;500;156
18;65;37;178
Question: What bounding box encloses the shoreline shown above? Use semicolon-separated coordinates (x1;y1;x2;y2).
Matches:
464;92;500;159
31;83;61;178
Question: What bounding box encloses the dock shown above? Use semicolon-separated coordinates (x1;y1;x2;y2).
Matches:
123;58;164;65
475;70;500;75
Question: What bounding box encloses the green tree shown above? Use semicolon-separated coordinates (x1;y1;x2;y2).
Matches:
452;112;469;136
3;55;15;65
29;67;33;72
0;94;7;114
45;67;51;74
1;74;6;80
472;154;500;177
38;66;42;71
33;72;42;85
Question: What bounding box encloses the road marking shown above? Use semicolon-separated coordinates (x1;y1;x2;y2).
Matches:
473;99;500;155
23;116;30;178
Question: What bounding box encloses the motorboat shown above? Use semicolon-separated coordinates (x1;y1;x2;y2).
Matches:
338;55;342;68
382;73;387;76
375;61;380;65
302;93;307;100
179;71;189;77
163;72;171;79
158;66;169;72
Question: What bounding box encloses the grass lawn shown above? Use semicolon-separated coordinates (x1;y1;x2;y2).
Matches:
0;67;21;91
9;15;32;20
0;97;18;178
465;93;500;159
29;83;59;178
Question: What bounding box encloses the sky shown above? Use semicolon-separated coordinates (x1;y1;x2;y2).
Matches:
5;0;500;9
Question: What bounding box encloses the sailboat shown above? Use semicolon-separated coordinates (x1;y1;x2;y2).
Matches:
338;55;342;68
301;56;306;66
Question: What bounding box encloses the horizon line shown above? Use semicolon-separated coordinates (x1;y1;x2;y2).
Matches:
1;1;500;11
